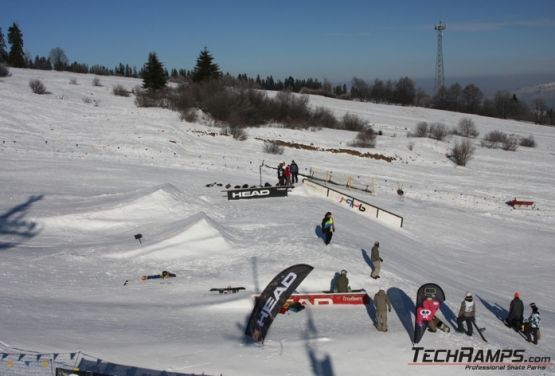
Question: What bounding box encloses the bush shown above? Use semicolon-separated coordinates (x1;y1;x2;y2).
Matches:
263;141;284;155
501;135;518;151
113;85;130;97
135;87;171;108
69;78;78;85
29;79;47;94
412;121;429;137
229;125;248;141
481;130;506;148
428;122;448;140
92;77;102;87
449;139;475;166
0;64;9;77
519;135;536;147
349;127;376;148
455;118;479;138
342;113;367;131
311;107;339;128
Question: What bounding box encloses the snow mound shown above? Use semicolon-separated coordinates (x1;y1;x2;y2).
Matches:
106;211;232;261
39;184;190;234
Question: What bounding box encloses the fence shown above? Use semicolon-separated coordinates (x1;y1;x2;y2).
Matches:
303;178;403;228
308;167;376;194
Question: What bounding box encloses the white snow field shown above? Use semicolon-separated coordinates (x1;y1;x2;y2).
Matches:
1;68;554;375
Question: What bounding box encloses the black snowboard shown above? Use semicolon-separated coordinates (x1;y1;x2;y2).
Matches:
210;286;246;294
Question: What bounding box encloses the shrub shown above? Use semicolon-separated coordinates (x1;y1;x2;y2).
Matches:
29;79;47;94
0;64;9;77
69;78;78;85
412;121;429;137
342;113;367;131
311;107;339;128
519;135;536;147
113;85;130;97
429;122;448;140
449;139;475;166
455;118;479;138
229;125;248;141
349;127;376;148
501;135;518;151
263;141;284;155
92;77;102;87
135;87;171;108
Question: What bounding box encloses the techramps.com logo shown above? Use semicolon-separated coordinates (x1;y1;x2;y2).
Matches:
410;347;552;371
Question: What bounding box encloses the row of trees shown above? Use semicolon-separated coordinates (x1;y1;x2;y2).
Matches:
2;21;554;125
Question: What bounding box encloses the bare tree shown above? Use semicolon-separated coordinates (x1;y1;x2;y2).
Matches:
49;47;68;71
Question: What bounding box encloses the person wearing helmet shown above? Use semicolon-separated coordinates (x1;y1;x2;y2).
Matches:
335;269;350;293
523;302;541;344
504;292;524;330
456;292;476;335
370;241;382;279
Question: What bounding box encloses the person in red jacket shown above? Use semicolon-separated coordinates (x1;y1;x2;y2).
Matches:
284;164;291;186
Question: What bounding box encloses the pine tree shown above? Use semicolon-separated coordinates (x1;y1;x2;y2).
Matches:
142;52;167;91
192;47;221;82
7;23;25;68
0;28;8;63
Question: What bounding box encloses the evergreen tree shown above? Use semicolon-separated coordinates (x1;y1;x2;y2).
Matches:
192;47;221;82
142;52;167;91
8;23;25;67
0;27;8;63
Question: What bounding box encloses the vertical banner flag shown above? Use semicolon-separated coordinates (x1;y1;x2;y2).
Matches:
245;264;313;343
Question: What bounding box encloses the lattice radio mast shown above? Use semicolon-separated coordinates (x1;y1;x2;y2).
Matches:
434;21;446;94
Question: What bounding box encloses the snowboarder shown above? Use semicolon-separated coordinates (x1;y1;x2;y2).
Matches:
523;302;540;345
321;212;335;245
141;270;176;280
374;289;392;332
277;163;285;186
290;160;299;183
504;292;524;330
370;241;382;279
335;269;350;293
456;292;475;336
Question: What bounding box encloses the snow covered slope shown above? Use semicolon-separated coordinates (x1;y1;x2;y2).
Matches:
0;68;554;375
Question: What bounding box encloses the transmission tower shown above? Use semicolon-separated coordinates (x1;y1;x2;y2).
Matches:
434;21;446;94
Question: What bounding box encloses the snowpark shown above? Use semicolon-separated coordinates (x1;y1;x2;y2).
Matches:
0;68;554;375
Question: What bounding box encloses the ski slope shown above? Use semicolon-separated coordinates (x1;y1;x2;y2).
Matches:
0;68;554;375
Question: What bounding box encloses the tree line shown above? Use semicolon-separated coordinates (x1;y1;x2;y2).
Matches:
1;21;553;126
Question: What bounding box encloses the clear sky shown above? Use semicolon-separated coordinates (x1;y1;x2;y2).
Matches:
2;0;555;83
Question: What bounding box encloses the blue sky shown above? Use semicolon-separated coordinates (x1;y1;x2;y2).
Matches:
2;0;555;83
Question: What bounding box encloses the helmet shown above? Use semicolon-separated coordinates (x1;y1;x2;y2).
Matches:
465;291;472;298
374;241;379;246
341;269;347;274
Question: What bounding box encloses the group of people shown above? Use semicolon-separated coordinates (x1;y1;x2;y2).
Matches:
504;292;541;344
277;160;299;186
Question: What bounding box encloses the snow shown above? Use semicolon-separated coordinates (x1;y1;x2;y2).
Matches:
1;68;554;375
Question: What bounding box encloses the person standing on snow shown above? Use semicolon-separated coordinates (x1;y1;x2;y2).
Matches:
374;289;392;332
335;269;350;293
321;212;335;245
284;164;291;186
290;160;299;183
456;292;475;336
505;292;524;330
370;241;382;279
524;302;541;344
277;163;285;186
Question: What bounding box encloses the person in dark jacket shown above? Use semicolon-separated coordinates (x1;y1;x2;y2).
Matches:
370;241;382;279
277;163;285;186
335;269;350;293
504;292;524;330
321;212;335;245
456;292;475;336
290;160;299;183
